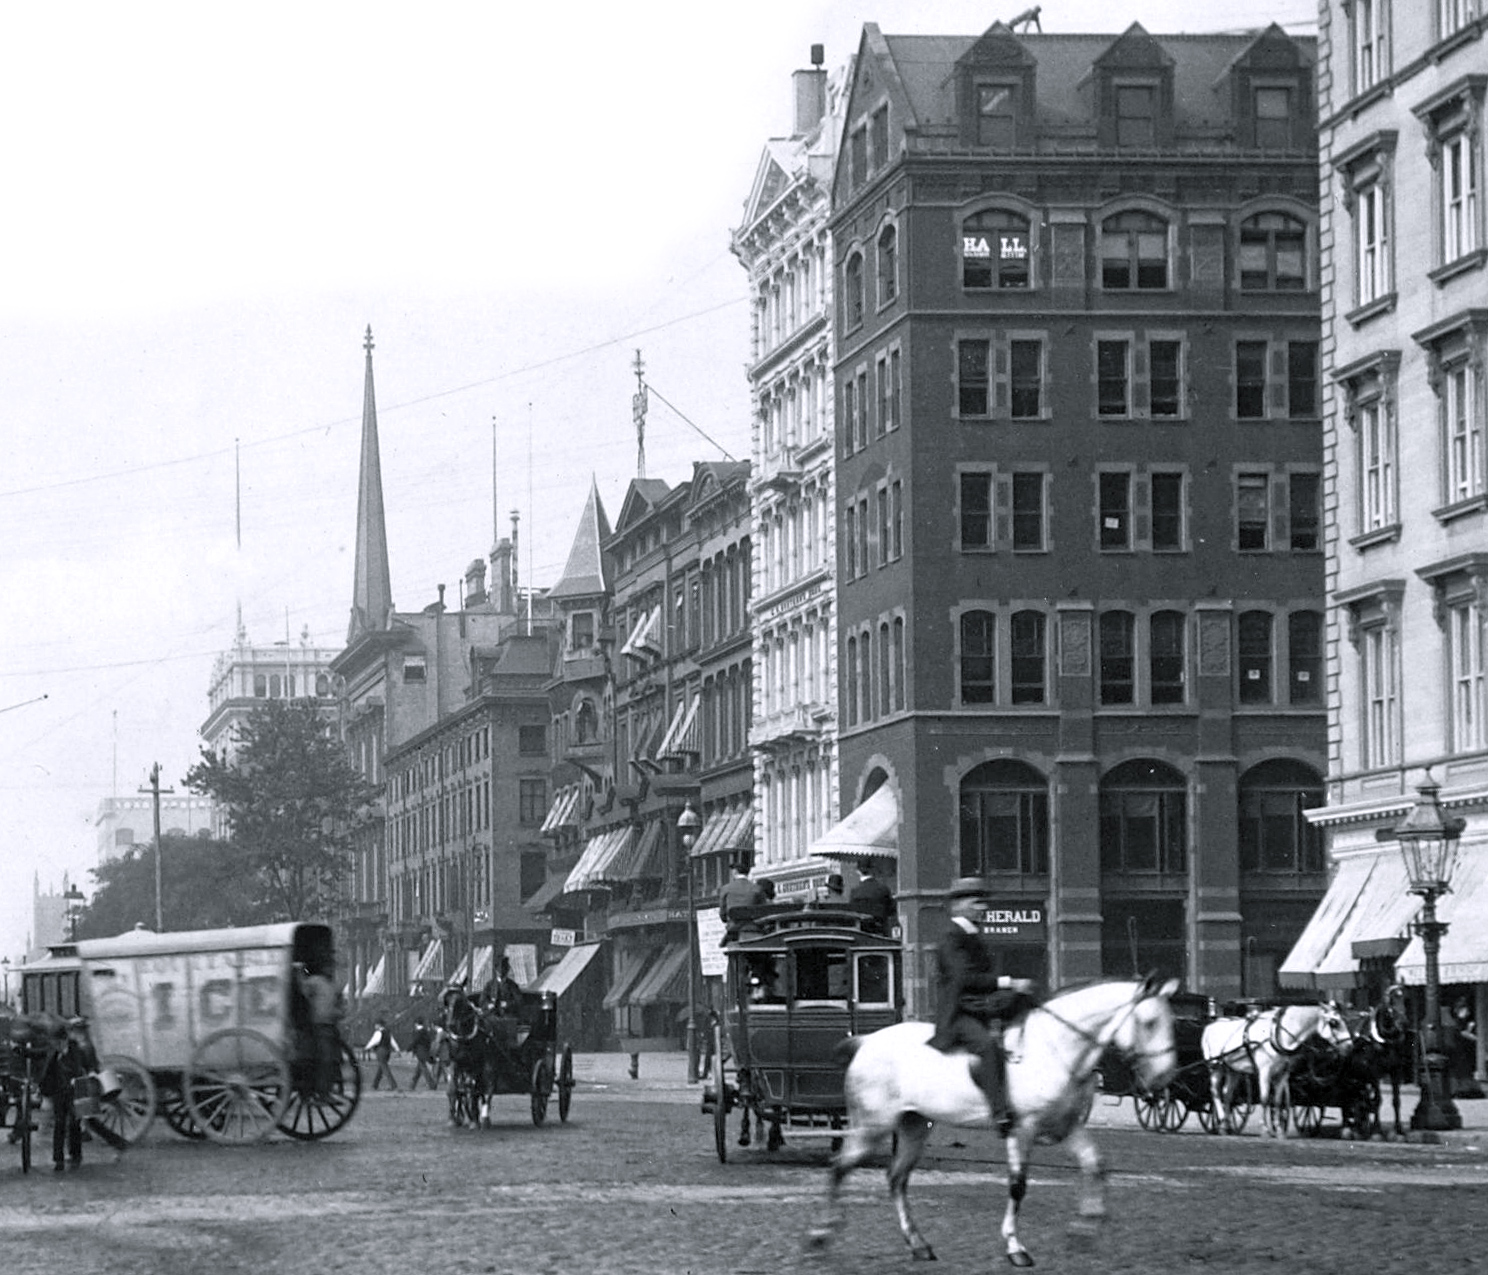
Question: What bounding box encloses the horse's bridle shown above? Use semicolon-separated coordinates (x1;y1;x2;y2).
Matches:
1030;983;1173;1081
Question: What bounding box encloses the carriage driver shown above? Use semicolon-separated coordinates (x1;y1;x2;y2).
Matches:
928;877;1038;1137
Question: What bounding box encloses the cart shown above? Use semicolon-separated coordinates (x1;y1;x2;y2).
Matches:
442;986;574;1128
73;922;361;1145
702;905;902;1162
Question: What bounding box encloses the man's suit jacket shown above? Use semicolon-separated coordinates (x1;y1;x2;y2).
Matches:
848;875;895;923
929;923;1022;1049
718;875;765;920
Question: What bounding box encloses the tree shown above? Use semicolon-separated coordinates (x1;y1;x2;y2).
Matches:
184;699;373;921
78;834;274;937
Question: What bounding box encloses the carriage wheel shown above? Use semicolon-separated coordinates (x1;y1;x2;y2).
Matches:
1196;1096;1220;1134
557;1045;574;1123
1134;1091;1161;1130
184;1028;290;1145
1225;1090;1253;1135
17;1072;33;1173
1345;1081;1380;1139
278;1040;362;1141
1294;1104;1324;1137
94;1055;157;1146
711;1016;730;1164
530;1057;551;1126
1160;1091;1190;1132
448;1069;479;1129
162;1086;207;1140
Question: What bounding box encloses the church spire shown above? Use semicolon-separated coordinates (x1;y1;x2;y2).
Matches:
349;325;393;641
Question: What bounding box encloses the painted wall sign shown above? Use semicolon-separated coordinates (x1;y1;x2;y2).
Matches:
978;904;1046;942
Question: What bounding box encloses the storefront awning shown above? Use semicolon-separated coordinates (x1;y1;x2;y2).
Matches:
470;945;494;991
723;807;755;857
1279;852;1418;990
410;937;445;985
657;693;700;760
1396;847;1488;985
564;827;633;894
541;784;583;835
601;948;654;1010
608;820;666;882
630;944;689;1006
523;875;570;916
809;785;898;863
361;953;386;996
690;810;733;859
588;827;640;889
531;942;603;997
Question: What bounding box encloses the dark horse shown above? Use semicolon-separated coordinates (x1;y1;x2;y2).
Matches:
440;985;497;1128
1349;984;1414;1138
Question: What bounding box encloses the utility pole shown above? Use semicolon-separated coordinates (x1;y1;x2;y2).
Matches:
140;763;173;931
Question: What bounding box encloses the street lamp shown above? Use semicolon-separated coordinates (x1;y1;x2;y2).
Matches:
64;885;86;942
678;801;702;1083
1;956;10;1007
1379;771;1467;1132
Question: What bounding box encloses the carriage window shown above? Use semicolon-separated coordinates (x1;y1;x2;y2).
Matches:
744;954;785;1005
794;948;850;1003
855;953;893;1007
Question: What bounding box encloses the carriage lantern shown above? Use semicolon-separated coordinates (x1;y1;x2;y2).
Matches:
1377;772;1466;1132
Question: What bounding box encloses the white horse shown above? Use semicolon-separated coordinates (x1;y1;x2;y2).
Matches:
806;975;1179;1268
1200;1003;1352;1137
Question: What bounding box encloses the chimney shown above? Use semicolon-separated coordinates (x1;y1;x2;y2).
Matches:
490;538;514;614
464;558;488;609
792;46;827;138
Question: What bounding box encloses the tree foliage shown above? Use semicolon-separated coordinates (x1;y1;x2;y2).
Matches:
78;834;274;938
183;699;373;922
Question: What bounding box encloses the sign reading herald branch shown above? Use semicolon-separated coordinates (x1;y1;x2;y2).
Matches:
977;903;1046;943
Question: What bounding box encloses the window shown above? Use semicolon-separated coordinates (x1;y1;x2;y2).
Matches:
1150;339;1182;417
876;357;890;438
1289;610;1323;705
844;253;864;328
1099;471;1132;551
1237;472;1270;551
1441;130;1481;264
1352;0;1388;97
877;224;898;304
1289;342;1318;418
960;472;993;550
1098;339;1130;416
1341;139;1395;309
854;370;869;450
958;339;990;416
1238;610;1274;704
877;487;889;569
1152;471;1185;551
1444;360;1483;503
960;611;997;704
403;657;427;684
518;724;547;756
1450;594;1487;751
1010;611;1046;705
858;496;869;575
978;83;1018;148
871;104;889;168
1342;354;1400;535
1099;611;1135;705
1115;84;1156;148
1236;341;1268;418
1362;622;1399;768
841;377;855;456
1010;339;1042;418
1101;211;1168;289
843;504;857;579
890;480;903;560
519;778;546;825
963;209;1031;289
1238;760;1325;874
888;349;902;430
1100;760;1187;875
1150;611;1186;705
960;760;1049;875
1011;472;1045;551
1253;86;1293;150
850;126;867;189
1440;0;1480;42
1240;213;1307;291
844;636;858;727
1289;472;1321;551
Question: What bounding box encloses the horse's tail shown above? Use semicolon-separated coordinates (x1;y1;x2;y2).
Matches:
834;1035;863;1067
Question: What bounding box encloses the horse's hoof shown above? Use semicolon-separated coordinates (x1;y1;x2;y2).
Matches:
910;1244;936;1261
1007;1250;1035;1268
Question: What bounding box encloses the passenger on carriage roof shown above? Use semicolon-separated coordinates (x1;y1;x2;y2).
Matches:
848;861;896;933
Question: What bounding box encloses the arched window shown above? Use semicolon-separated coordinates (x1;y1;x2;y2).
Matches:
254;674;268;697
1010;610;1046;704
959;759;1049;875
877;224;897;304
1238;759;1324;874
844;252;865;328
959;610;997;704
1100;210;1169;289
315;673;330;696
1099;611;1135;705
269;674;282;698
1239;212;1307;291
1150;611;1186;705
1099;759;1187;875
962;208;1031;289
575;699;598;744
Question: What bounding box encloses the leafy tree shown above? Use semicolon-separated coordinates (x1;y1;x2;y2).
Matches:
183;699;373;921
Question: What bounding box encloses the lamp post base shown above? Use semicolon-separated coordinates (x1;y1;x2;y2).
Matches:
685;1020;699;1084
1410;1055;1463;1131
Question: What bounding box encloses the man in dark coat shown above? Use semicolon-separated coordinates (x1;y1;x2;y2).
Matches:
848;860;896;932
40;1016;99;1171
928;878;1036;1136
718;860;766;941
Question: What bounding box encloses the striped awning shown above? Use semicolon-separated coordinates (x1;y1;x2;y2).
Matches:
541;784;583;835
601;948;653;1010
630;944;690;1006
621;605;662;659
690;809;738;859
410;937;445;985
1397;845;1488;985
470;945;494;991
361;953;386;996
531;942;604;997
657;693;700;760
565;827;636;894
608;820;666;882
1279;852;1418;991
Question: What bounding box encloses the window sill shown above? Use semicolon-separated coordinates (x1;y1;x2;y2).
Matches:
1340;82;1393;119
1348;523;1402;551
1433;493;1488;525
1430;248;1488;287
1427;23;1485;66
1346;292;1397;329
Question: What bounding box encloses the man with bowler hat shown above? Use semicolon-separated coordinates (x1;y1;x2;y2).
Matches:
928;877;1036;1136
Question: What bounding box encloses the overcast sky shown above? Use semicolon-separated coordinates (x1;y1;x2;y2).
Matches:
0;0;1318;963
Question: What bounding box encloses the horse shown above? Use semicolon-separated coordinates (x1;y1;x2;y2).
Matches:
1351;984;1413;1137
806;974;1180;1268
1200;1002;1352;1137
440;985;497;1128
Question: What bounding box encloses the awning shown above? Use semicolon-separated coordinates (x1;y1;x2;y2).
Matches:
587;827;640;890
609;820;666;882
809;785;899;863
689;810;732;859
564;827;633;894
361;953;386;996
630;944;689;1006
657;693;700;759
523;875;571;916
1278;851;1418;990
1396;846;1488;985
601;948;654;1010
621;605;662;659
723;807;755;856
470;945;494;991
410;937;445;984
541;784;582;835
531;942;603;997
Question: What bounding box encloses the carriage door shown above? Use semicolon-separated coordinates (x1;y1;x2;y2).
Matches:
790;947;851;1107
852;951;900;1036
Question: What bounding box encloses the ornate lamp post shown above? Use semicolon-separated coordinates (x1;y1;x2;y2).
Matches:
1380;772;1466;1132
1;956;11;1007
64;885;86;942
677;801;702;1083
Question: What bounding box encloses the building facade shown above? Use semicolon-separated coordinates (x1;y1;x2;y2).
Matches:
94;794;216;863
831;21;1328;1015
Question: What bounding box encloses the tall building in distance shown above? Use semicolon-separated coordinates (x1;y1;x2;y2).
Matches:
95;794;216;863
1282;4;1487;1064
831;21;1327;1015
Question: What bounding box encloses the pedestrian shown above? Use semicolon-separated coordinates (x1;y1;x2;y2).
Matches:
407;1018;437;1091
848;860;896;933
367;1016;399;1091
40;1015;99;1172
430;1023;450;1086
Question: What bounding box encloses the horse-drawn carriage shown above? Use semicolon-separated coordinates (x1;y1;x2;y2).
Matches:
702;904;902;1162
439;983;574;1129
71;922;361;1145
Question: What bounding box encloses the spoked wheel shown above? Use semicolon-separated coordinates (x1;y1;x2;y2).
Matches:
162;1086;208;1140
17;1072;33;1173
184;1028;290;1144
530;1057;552;1126
279;1039;362;1141
448;1069;480;1129
1161;1092;1190;1132
1134;1091;1160;1130
557;1045;574;1123
1345;1081;1380;1139
1294;1104;1325;1137
94;1055;158;1146
1225;1091;1254;1135
1196;1097;1221;1134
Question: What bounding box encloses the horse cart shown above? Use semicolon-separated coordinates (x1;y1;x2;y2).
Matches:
702;904;902;1162
440;984;574;1129
72;922;361;1145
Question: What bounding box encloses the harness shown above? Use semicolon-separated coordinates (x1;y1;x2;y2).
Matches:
1021;982;1170;1083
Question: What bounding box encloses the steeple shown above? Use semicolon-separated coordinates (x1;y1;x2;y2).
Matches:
349;325;393;641
548;477;611;599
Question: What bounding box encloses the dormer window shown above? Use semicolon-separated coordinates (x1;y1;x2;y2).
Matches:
962;208;1031;289
571;610;595;651
1115;84;1157;148
1253;85;1295;150
977;83;1019;148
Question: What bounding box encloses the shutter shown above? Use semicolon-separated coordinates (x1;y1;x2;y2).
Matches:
1268;343;1287;418
1132;341;1151;417
993;337;1010;416
1272;477;1289;550
1133;475;1152;549
994;473;1013;548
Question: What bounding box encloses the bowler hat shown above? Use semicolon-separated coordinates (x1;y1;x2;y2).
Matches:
946;876;994;901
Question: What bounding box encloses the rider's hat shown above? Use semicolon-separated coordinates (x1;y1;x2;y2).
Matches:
946;876;995;901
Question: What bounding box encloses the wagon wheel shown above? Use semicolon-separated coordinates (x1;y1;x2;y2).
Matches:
448;1068;479;1129
1160;1090;1190;1132
1345;1080;1380;1139
1225;1086;1254;1135
94;1055;157;1146
184;1028;290;1145
530;1057;552;1126
1134;1090;1161;1130
1195;1094;1221;1134
557;1045;574;1123
1294;1103;1324;1137
162;1086;208;1140
711;1016;730;1164
278;1039;362;1141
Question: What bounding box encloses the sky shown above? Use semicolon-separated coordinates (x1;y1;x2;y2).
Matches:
0;0;1319;963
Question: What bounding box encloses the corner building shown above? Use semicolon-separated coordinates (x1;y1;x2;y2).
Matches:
831;20;1328;1014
